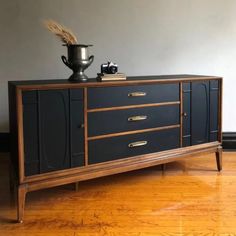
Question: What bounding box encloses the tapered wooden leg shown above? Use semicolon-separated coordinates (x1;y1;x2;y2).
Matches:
75;182;79;191
9;162;15;195
216;146;222;172
161;164;166;172
17;184;27;223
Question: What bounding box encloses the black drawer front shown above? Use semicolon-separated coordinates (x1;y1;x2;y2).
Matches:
88;83;179;109
88;128;180;164
88;105;180;136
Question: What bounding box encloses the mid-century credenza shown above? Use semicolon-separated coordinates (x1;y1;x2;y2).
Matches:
8;74;222;223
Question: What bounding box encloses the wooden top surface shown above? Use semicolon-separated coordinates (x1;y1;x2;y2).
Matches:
8;74;222;89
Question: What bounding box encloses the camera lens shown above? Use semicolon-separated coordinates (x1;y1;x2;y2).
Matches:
109;66;117;74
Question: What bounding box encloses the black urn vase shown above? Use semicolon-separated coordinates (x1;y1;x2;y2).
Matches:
61;44;94;82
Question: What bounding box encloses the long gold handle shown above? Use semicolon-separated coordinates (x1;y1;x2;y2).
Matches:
128;115;147;122
128;92;146;97
128;141;148;148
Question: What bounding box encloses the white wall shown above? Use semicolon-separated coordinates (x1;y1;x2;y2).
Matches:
0;0;235;132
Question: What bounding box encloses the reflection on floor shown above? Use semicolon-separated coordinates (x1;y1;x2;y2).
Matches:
0;152;236;235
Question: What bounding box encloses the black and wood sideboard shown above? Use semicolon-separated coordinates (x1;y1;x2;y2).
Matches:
8;74;222;223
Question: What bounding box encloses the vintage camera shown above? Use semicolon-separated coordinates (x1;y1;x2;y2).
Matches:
101;61;118;74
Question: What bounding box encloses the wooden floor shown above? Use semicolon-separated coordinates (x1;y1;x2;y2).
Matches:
1;152;236;235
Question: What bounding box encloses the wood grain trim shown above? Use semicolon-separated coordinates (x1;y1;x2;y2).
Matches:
180;83;183;147
88;101;180;113
23;141;220;187
16;77;223;91
16;88;25;183
84;88;88;166
87;124;180;141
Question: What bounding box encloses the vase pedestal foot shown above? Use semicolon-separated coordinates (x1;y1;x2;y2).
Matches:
68;72;88;82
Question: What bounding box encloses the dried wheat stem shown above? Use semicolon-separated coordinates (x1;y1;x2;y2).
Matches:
43;19;78;45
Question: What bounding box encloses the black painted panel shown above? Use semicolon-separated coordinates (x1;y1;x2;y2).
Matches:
88;128;180;164
22;91;37;104
23;91;39;176
71;89;83;101
88;105;179;136
71;153;84;167
210;132;218;142
88;83;179;109
183;136;191;147
210;80;219;142
39;90;70;173
191;81;210;145
183;83;191;91
182;83;191;147
210;80;219;89
70;89;84;167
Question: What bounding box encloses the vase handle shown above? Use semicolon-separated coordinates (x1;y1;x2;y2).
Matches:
89;55;94;65
82;55;94;70
61;55;72;69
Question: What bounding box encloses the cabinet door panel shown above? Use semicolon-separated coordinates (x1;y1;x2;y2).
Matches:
210;80;219;141
70;89;85;167
182;83;191;147
23;91;39;176
39;90;70;173
191;82;210;145
23;89;85;176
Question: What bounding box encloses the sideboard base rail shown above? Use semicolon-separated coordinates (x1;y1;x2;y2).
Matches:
12;141;222;223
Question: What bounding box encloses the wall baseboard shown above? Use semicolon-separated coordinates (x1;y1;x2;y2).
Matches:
0;132;236;152
222;132;236;150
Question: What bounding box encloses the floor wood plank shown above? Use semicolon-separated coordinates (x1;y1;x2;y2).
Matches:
1;152;236;235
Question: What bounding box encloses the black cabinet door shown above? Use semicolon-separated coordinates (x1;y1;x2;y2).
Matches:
182;80;220;147
182;83;191;147
23;89;84;176
22;91;40;176
209;80;219;141
70;89;85;167
39;90;70;173
191;81;210;145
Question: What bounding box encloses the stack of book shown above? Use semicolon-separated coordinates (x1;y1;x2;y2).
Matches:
97;73;126;81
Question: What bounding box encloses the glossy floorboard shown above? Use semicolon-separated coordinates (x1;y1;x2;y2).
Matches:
1;152;236;235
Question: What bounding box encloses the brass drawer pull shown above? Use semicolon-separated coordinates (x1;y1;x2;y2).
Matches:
128;92;146;97
128;141;148;148
128;115;147;122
